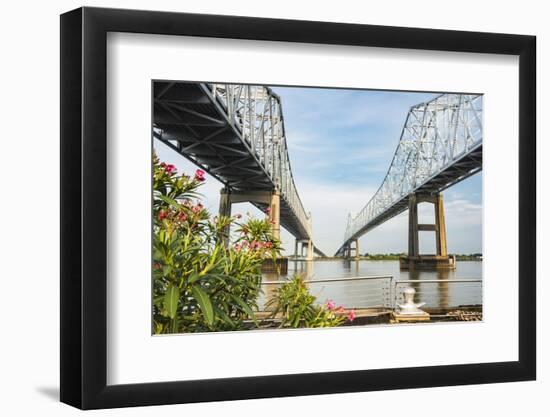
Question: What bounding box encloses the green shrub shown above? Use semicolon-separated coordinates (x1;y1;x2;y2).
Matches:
152;154;280;334
266;276;354;328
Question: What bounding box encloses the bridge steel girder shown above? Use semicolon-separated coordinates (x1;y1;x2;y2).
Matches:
336;93;483;256
153;81;325;256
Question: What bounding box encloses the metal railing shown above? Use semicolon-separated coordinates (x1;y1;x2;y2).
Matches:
259;275;394;310
259;276;482;311
393;278;482;309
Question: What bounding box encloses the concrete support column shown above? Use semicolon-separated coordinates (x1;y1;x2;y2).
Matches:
294;239;299;259
407;192;448;257
354;238;360;261
408;193;419;256
219;187;232;246
434;193;448;256
345;245;351;259
219;187;232;218
219;188;281;244
305;239;314;261
402;192;453;270
268;190;281;241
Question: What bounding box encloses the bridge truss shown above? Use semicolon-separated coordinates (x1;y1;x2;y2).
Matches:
153;82;325;257
336;93;483;256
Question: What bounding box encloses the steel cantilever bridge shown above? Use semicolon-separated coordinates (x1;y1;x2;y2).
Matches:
153;81;325;259
335;93;483;268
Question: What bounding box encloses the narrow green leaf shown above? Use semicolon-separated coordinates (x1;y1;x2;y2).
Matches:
158;194;179;208
230;294;257;324
192;285;214;326
187;272;201;284
164;285;179;319
214;306;236;327
162;265;172;277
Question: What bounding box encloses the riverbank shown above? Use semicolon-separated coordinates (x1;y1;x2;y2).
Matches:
304;255;482;261
252;305;483;328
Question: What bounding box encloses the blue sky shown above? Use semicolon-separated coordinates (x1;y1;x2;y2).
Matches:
155;85;482;256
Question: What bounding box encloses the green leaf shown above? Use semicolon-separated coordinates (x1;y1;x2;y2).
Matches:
162;265;173;277
214;306;236;327
230;294;257;324
187;271;201;284
164;285;179;319
158;194;179;208
192;285;214;326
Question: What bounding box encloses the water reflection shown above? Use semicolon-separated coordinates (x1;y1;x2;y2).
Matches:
259;260;482;310
401;269;451;309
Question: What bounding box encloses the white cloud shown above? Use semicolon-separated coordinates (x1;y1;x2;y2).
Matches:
154;83;482;257
155;139;482;256
297;181;378;255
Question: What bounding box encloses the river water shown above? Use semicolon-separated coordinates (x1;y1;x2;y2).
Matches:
259;260;482;310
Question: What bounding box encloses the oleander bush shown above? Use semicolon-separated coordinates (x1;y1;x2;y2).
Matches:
266;276;356;328
152;154;280;334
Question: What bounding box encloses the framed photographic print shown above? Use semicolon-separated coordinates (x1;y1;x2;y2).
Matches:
60;6;536;409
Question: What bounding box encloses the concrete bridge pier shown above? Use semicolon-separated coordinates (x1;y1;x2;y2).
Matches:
219;187;289;273
400;192;456;270
219;188;281;244
267;190;280;241
218;187;232;246
343;246;350;259
305;239;313;261
343;239;360;260
295;238;313;261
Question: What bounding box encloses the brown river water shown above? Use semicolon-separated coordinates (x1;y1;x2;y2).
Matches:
259;259;482;310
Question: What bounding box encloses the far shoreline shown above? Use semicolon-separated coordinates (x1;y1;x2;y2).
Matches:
290;255;483;262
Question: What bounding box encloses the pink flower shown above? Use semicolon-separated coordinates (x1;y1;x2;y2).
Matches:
347;310;357;322
265;207;271;215
165;164;177;174
158;210;167;220
194;169;206;182
325;300;336;311
192;203;203;214
234;244;242;252
336;306;345;314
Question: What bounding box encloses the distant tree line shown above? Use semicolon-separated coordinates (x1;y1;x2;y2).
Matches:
362;253;405;260
452;253;483;261
361;253;482;261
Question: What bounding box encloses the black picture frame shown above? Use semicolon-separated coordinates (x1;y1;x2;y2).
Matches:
60;6;536;410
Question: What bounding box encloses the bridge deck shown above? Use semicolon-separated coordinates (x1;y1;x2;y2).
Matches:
347;142;482;242
336;93;483;256
153;81;316;248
